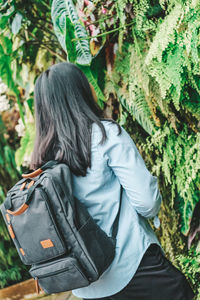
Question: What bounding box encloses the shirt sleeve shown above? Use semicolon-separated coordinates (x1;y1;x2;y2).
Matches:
97;122;162;219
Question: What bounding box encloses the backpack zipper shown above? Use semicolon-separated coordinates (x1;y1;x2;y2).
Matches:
30;255;73;272
32;257;88;281
34;262;89;294
35;266;71;279
39;188;67;252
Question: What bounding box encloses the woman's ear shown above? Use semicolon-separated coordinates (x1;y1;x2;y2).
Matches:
89;83;98;103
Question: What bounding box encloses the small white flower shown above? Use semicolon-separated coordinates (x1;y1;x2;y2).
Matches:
0;82;8;94
90;13;96;22
0;94;10;112
15;118;25;137
22;153;31;167
91;27;100;39
86;0;95;10
113;43;119;54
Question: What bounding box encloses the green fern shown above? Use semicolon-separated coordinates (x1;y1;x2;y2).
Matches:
119;92;155;135
143;122;200;235
176;246;200;297
0;266;23;288
0;35;24;122
115;0;126;27
130;0;156;38
147;45;186;110
145;3;183;65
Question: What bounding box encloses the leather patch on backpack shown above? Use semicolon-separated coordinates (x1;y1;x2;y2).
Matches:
40;239;54;248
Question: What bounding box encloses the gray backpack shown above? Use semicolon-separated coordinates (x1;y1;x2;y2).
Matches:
0;160;121;295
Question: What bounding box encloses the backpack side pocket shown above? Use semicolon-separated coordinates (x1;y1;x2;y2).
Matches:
29;255;90;294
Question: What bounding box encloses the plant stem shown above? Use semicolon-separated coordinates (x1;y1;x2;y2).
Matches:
40;44;66;61
85;15;115;27
71;21;135;41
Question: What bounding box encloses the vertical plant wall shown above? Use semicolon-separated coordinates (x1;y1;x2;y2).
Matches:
0;0;199;297
50;0;200;295
91;0;200;294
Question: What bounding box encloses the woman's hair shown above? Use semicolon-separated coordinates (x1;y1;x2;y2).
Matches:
30;62;121;176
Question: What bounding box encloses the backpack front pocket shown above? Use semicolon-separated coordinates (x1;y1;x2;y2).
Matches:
7;188;66;265
29;255;90;294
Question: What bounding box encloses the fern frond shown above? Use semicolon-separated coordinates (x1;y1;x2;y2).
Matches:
118;90;155;135
147;45;186;110
145;3;183;65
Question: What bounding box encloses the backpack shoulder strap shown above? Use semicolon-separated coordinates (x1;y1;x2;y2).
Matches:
111;185;123;239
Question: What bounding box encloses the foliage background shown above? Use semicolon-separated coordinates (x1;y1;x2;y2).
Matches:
0;0;199;297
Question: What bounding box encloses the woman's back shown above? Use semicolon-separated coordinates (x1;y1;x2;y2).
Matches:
71;120;162;299
30;62;194;300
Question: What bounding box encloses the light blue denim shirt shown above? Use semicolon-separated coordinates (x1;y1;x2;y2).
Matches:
72;120;163;299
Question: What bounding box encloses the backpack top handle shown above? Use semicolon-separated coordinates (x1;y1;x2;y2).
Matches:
5;185;35;216
22;160;59;179
22;168;43;179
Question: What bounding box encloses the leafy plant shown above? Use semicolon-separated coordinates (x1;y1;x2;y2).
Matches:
176;246;200;298
51;0;92;65
97;0;200;293
51;0;106;107
0;0;199;293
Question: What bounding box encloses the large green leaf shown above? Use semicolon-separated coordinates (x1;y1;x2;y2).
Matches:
78;65;105;108
0;35;24;123
51;0;92;65
65;16;76;63
51;2;105;106
0;5;15;29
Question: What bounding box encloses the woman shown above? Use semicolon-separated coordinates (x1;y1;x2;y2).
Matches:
30;62;195;300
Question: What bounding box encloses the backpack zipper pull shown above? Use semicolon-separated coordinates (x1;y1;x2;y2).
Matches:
35;277;45;294
35;277;39;294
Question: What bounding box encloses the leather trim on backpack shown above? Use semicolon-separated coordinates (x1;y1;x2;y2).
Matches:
20;248;25;256
22;168;43;178
8;224;15;239
7;203;29;216
20;182;27;191
27;180;35;189
5;213;10;223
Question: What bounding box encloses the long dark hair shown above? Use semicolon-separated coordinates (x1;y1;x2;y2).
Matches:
30;62;121;176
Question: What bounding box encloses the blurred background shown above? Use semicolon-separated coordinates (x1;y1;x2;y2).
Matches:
0;0;199;298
